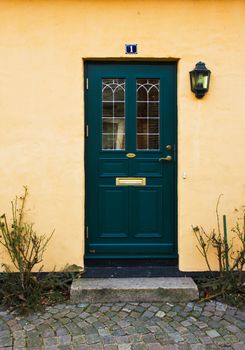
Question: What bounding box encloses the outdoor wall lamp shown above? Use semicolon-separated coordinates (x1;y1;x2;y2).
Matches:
190;62;211;98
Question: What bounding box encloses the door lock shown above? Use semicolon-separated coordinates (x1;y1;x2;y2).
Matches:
159;155;172;162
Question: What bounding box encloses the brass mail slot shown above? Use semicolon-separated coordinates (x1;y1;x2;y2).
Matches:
116;177;146;186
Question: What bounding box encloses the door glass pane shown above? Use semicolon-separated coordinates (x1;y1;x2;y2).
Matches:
136;79;160;150
137;135;147;150
102;134;114;149
114;103;124;117
149;103;159;118
102;79;125;150
137;119;148;133
149;135;159;149
137;102;147;118
103;102;113;118
103;118;113;133
149;118;159;133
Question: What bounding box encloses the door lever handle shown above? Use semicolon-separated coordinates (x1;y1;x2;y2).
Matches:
159;155;172;162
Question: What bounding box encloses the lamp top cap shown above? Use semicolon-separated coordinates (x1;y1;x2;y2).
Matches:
195;61;210;72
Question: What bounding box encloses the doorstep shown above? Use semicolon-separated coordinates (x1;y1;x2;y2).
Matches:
70;277;199;303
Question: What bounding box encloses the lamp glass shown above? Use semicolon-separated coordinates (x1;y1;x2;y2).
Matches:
190;62;211;98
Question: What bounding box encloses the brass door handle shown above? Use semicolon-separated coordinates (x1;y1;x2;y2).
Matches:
159;155;172;162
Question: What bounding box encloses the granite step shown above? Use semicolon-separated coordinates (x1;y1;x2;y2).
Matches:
70;277;199;303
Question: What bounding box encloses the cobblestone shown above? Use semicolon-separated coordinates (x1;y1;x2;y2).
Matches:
0;301;244;349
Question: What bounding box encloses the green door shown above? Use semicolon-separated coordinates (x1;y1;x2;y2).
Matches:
85;62;177;259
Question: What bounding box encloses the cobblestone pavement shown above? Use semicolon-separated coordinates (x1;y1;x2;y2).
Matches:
0;301;244;350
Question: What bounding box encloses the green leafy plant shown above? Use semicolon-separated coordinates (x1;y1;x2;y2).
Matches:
193;196;245;306
0;187;54;313
0;187;53;286
0;187;84;314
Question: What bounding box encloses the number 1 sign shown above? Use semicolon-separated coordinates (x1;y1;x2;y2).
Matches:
125;44;137;54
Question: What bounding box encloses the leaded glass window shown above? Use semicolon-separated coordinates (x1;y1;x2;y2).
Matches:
102;79;125;150
136;79;160;150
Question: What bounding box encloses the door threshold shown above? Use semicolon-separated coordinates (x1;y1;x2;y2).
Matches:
83;266;181;278
85;258;178;267
84;258;179;278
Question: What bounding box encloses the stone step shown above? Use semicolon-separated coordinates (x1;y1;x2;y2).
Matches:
70;277;199;303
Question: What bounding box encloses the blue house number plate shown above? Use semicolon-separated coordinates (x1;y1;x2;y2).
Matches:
125;44;137;54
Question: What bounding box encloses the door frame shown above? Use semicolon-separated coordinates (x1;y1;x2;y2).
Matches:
84;60;178;261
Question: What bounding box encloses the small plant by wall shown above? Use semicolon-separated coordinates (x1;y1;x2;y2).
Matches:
193;195;245;306
0;187;53;285
0;187;55;313
0;187;83;314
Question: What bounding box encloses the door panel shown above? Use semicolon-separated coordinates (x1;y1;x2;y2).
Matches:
99;186;128;238
85;62;177;258
131;186;163;237
131;159;163;177
99;158;128;177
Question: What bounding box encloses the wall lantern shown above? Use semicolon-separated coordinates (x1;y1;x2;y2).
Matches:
190;62;211;98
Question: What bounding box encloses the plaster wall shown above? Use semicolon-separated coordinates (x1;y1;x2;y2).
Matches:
0;0;244;271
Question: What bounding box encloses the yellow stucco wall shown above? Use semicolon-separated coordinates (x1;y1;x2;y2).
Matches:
0;0;244;271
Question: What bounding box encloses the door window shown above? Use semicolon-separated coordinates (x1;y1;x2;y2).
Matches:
102;79;125;150
136;79;160;150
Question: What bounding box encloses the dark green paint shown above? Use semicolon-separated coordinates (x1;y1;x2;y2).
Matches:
85;62;177;259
